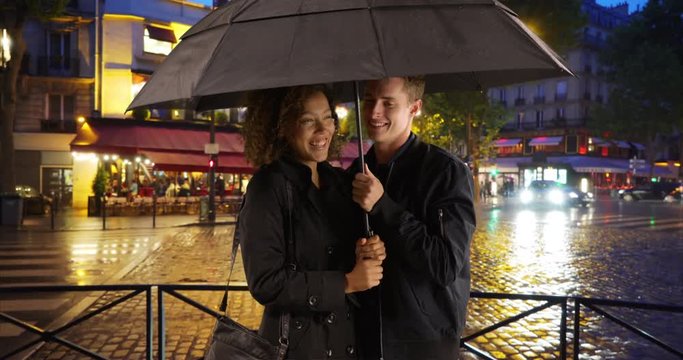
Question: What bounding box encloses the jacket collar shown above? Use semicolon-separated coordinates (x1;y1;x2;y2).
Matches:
366;132;419;167
272;155;340;191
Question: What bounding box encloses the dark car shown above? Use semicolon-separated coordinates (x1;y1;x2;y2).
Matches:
15;185;52;215
618;182;682;201
519;180;594;207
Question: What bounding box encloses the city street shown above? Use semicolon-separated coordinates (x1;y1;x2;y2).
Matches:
1;197;681;359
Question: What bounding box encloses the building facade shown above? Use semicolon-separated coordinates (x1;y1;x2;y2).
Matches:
5;0;210;209
482;0;674;193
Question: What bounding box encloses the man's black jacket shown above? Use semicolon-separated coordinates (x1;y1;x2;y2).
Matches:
351;136;476;360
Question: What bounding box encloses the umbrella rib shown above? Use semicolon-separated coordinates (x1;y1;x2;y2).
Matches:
366;0;388;78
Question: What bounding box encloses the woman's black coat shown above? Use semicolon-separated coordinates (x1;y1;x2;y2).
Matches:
239;157;361;359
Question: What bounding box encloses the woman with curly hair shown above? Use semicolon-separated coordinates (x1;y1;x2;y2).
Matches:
239;85;386;359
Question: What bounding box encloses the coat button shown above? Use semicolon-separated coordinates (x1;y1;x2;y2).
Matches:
308;295;319;307
346;345;355;356
294;320;303;330
327;246;334;255
325;349;333;357
326;312;336;324
346;312;351;320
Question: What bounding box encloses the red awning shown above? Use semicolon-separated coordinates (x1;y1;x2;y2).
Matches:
70;121;254;173
141;151;254;174
71;122;245;154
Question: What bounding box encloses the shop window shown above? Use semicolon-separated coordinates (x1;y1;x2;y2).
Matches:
144;25;176;56
566;135;578;154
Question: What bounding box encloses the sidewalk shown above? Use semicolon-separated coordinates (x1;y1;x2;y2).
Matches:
28;225;252;359
16;208;236;232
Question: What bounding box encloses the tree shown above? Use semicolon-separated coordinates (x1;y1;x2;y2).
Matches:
503;0;586;53
0;0;69;193
592;0;683;176
417;91;508;200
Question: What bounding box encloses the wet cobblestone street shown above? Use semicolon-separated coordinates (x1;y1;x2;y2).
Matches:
19;200;683;359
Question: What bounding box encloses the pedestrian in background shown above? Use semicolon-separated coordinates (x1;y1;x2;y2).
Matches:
239;85;386;359
351;77;476;360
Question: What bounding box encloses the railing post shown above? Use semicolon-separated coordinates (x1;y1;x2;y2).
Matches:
560;298;567;360
158;287;165;360
573;298;581;360
152;193;157;229
146;287;154;360
50;192;55;231
101;195;106;230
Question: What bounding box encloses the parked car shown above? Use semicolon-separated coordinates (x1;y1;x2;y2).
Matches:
15;185;52;215
618;182;682;201
663;187;682;203
519;180;594;207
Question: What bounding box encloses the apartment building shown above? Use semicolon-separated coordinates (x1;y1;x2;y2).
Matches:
4;0;210;208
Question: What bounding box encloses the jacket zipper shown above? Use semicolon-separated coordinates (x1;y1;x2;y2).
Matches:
438;208;445;238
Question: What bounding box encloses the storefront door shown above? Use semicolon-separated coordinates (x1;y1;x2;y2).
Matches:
42;167;73;208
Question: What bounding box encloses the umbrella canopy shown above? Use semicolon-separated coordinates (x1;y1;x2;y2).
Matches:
128;0;573;112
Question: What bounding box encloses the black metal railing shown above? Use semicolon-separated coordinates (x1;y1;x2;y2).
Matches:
36;56;80;77
40;119;77;133
1;285;681;360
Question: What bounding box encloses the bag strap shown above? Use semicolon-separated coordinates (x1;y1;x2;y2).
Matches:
277;180;295;358
219;197;245;313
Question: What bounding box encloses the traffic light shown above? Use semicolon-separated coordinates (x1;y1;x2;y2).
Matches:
491;169;498;177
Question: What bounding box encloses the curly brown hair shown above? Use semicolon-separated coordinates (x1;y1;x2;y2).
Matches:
242;85;343;167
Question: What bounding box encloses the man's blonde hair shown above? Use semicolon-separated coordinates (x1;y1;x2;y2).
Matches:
402;76;425;102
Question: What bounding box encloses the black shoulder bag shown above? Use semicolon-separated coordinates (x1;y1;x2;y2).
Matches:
204;182;295;360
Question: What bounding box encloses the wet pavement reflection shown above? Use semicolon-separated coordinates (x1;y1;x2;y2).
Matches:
467;200;683;359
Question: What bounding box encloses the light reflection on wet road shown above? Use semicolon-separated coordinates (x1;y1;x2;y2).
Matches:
468;199;683;359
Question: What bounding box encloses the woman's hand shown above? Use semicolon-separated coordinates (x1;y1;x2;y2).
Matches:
355;235;386;261
344;258;383;293
344;235;386;293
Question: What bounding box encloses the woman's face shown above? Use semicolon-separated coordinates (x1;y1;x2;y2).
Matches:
288;91;336;168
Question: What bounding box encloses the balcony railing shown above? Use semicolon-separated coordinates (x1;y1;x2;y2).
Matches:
555;93;568;102
514;98;526;106
533;96;546;105
40;119;77;133
1;285;681;360
36;55;80;77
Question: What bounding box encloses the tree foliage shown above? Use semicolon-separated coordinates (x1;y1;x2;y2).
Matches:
417;91;508;163
592;0;683;168
502;0;586;53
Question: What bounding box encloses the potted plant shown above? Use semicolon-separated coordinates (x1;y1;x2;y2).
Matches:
89;164;109;216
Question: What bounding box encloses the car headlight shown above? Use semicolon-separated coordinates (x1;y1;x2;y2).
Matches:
520;190;533;204
569;191;579;199
548;189;565;204
587;192;594;198
618;189;624;194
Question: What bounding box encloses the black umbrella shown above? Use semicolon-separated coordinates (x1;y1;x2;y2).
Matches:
128;0;572;112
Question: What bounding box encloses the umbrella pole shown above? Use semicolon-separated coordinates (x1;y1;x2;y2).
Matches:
353;81;372;237
353;80;384;360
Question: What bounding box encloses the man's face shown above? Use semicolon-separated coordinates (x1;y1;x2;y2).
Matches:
362;78;421;147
